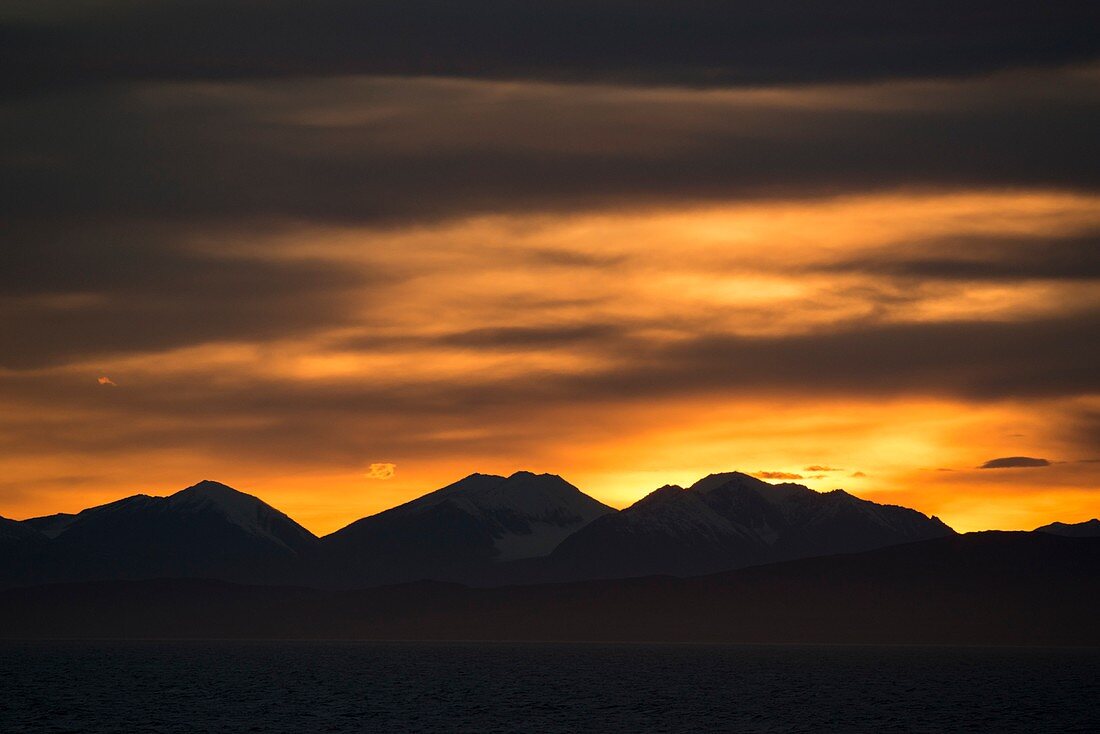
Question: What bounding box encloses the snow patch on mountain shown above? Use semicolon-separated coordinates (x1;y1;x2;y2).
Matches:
385;471;615;560
166;480;317;552
618;486;757;546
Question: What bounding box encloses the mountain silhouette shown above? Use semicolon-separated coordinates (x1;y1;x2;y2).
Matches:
540;472;953;580
23;512;79;539
1;480;317;587
0;471;964;589
2;475;1097;645
1035;518;1100;537
316;471;614;587
0;515;46;547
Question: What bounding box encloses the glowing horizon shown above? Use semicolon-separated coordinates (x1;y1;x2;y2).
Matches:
2;53;1097;536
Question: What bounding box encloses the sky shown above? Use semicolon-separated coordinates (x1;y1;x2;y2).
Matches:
2;1;1098;534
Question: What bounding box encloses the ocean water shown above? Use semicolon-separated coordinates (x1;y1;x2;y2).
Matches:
1;642;1097;733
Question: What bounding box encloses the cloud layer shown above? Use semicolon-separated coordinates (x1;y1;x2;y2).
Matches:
980;457;1052;469
1;3;1097;532
6;1;1099;94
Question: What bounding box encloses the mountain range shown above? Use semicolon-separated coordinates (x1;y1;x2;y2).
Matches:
0;470;1088;592
1035;518;1100;537
315;471;615;587
539;472;953;581
4;481;316;588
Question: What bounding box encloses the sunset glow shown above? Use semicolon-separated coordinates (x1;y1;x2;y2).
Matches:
2;47;1097;535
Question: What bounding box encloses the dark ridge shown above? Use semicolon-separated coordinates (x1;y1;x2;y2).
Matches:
0;532;1095;645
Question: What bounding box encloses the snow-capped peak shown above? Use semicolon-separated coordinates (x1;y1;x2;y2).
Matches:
167;480;316;549
408;471;608;521
380;470;615;561
688;472;764;494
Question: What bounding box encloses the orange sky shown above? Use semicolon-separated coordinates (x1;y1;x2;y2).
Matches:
2;67;1098;535
2;187;1098;534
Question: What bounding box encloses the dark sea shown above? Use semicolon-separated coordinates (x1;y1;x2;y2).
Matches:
1;642;1097;733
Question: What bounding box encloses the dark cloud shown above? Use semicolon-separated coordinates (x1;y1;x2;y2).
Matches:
3;71;1099;230
0;367;583;465
0;223;381;369
979;456;1052;469
829;232;1100;281
1060;410;1100;455
556;311;1100;402
437;325;622;350
521;249;629;269
330;321;628;355
4;69;1092;374
5;1;1098;96
3;310;1097;466
1;1;1096;520
754;472;804;480
328;308;1100;408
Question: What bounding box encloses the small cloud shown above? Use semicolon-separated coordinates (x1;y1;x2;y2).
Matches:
978;456;1051;469
850;471;867;478
97;376;117;386
754;471;804;480
804;465;842;472
365;462;397;480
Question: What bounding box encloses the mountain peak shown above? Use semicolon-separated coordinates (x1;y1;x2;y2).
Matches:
630;484;686;509
476;471;611;517
550;469;955;581
414;471;591;512
166;480;317;548
458;472;503;481
689;472;765;494
1035;518;1100;537
327;470;616;573
169;480;265;512
178;479;241;495
498;470;572;487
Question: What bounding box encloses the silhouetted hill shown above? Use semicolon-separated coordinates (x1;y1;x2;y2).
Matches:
538;472;953;581
1035;518;1100;537
23;512;78;538
316;471;614;587
0;472;962;589
1;532;1095;645
0;481;317;587
0;515;45;545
